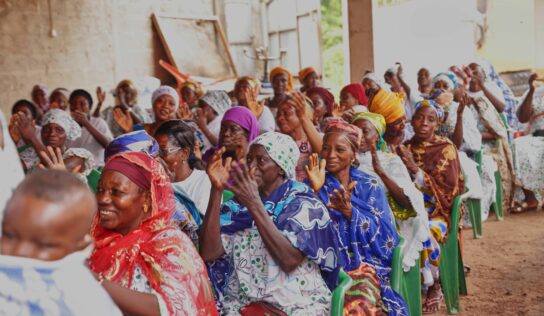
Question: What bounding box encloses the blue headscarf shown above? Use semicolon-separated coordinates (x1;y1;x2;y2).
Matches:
414;99;445;121
104;130;159;162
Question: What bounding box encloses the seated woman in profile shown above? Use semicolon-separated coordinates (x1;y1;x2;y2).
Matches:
200;132;340;315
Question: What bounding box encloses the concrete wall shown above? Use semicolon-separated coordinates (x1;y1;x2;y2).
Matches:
0;0;236;113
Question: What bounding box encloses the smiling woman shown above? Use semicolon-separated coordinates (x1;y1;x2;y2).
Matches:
90;152;218;316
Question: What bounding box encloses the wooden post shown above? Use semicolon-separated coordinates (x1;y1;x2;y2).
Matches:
344;0;375;83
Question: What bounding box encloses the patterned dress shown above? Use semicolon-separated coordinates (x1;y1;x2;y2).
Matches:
208;180;340;315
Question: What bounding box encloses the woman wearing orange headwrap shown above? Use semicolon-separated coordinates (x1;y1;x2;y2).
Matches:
363;73;408;150
298;67;319;93
265;67;294;117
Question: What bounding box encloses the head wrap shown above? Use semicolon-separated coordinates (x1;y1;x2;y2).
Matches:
449;66;470;86
103;155;151;190
306;87;335;115
200;90;231;116
341;83;368;106
116;79;137;91
69;89;93;107
151;86;179;108
235;76;261;96
63;148;95;177
368;89;405;124
222;106;260;142
352;112;387;151
269;67;294;91
429;88;454;107
414;99;445;121
431;72;459;90
298;67;318;84
352;112;386;136
42;109;82;140
181;80;205;98
362;72;385;88
250;132;300;179
324;119;362;152
104;130;159;162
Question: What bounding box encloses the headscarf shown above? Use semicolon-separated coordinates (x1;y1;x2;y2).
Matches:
102;155;152;190
306;86;335;115
151;85;179;108
90;152;218;315
368;89;405;124
298;67;317;84
352;112;387;151
449;66;470;87
431;72;459;90
341;83;368;106
352;112;386;136
200;90;231;116
269;66;294;91
362;72;385;88
69;89;93;107
63;148;95;177
222;106;260;143
42;109;82;140
181;80;205;98
104;130;159;162
414;99;445;121
250;132;300;179
324;119;362;152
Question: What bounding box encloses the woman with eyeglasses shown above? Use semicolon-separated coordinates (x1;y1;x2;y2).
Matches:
155;120;210;217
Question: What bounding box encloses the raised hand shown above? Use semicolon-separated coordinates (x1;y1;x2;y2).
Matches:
327;181;357;220
38;146;81;173
12;112;36;142
207;147;233;190
370;146;385;176
397;144;419;175
528;73;539;90
96;86;106;105
396;62;403;78
194;107;207;129
177;103;193;120
244;88;264;118
305;153;326;192
113;107;133;133
289;91;311;119
71;111;89;127
8;115;22;144
225;160;261;209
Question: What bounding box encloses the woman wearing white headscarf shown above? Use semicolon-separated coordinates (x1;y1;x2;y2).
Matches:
195;90;231;152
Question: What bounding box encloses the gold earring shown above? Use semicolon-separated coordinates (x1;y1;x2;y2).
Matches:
143;204;149;213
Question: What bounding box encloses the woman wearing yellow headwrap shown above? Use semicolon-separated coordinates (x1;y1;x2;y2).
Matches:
266;67;294;117
298;66;319;93
363;73;408;151
352;111;431;278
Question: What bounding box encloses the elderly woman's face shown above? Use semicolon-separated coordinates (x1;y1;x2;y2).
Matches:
276;102;301;134
321;133;355;174
247;144;284;188
220;120;249;153
386;116;406;136
354;119;379;153
153;95;177;122
41;123;67;149
96;170;150;235
411;106;438;141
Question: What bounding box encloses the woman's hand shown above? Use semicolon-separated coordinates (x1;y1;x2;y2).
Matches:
177;103;193;120
12;113;36;142
113;107;133;133
305;153;326;192
370;147;385;176
207;147;233;190
289;91;311;119
96;86;106;106
327;181;357;220
8;115;22;144
225;161;262;210
397;144;419;175
194;108;207;130
38;146;82;173
71;111;90;127
244;88;264;118
528;73;539;90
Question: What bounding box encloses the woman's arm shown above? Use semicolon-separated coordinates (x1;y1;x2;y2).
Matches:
482;84;506;113
292;92;323;152
198;188;225;261
72;113;111;148
101;280;160;316
92;87;106;118
517;74;537;123
371;150;411;209
450;99;467;148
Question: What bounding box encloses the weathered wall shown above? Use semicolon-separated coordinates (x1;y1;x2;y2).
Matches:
0;0;215;114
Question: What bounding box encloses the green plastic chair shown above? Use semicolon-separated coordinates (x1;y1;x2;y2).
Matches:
466;198;482;239
491;171;504;220
439;194;468;314
390;237;404;293
330;269;353;316
86;169;102;193
391;237;423;316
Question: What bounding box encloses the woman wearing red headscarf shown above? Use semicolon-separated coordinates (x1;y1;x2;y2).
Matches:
90;152;217;315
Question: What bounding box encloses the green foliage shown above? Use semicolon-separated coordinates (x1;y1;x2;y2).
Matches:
321;0;344;97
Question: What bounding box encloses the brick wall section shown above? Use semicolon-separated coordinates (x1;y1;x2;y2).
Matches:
0;0;213;114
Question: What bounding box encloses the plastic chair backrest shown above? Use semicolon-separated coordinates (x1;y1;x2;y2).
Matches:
390;236;404;293
86;169;102;193
330;269;353;316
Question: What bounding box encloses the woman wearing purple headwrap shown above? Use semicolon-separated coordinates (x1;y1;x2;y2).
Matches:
203;106;260;163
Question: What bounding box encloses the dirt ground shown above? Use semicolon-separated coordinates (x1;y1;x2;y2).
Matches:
439;210;544;316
